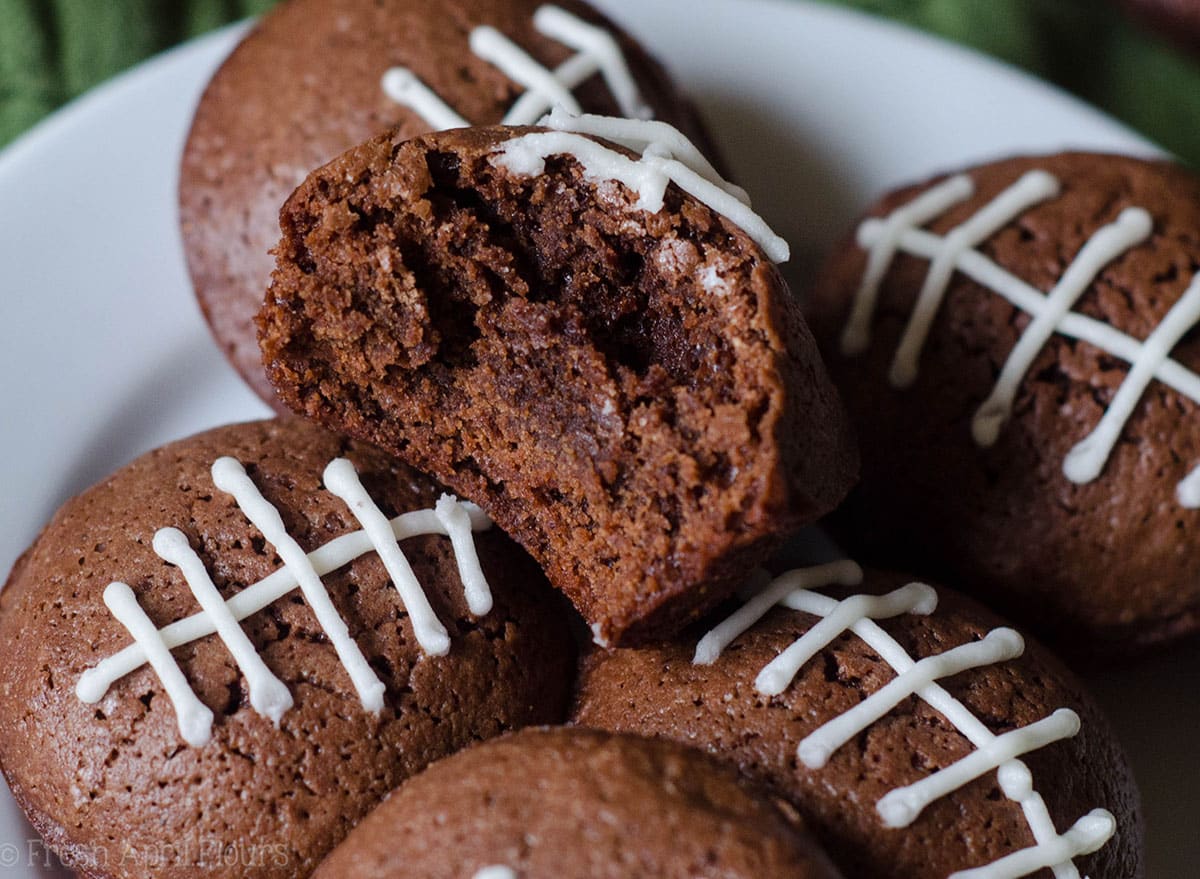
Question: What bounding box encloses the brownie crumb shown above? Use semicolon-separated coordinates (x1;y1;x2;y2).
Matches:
259;125;857;645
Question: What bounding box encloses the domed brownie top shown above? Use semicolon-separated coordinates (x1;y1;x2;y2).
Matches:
573;564;1143;879
313;727;846;879
804;152;1200;652
0;418;574;878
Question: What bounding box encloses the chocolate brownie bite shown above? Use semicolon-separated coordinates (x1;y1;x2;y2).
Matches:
804;152;1200;655
258;117;857;646
312;727;845;879
573;563;1144;879
180;0;720;405
0;418;573;879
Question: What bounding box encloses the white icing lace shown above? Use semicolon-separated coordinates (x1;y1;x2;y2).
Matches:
694;561;1115;879
381;5;651;130
76;457;494;747
843;169;1200;506
381;7;787;262
491;109;789;263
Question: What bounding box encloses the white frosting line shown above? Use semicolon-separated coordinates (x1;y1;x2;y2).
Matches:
532;5;650;120
754;583;938;696
381;7;649;134
692;561;862;666
842;622;1094;879
77;459;500;746
471;25;583;118
1177;461;1200;508
473;868;518;879
435;494;494;616
492;118;790;263
151;528;294;724
75;503;492;703
798;627;1025;769
889;170;1061;388
876;707;1080;829
380;67;469;130
856;221;1200;403
947;810;1116;879
843;174;975;356
973;207;1152;447
502;51;601;126
1064;273;1200;482
97;582;214;747
495;129;665;202
853;171;1200;505
693;564;1116;879
541;107;748;204
210;457;386;713
324;459;450;656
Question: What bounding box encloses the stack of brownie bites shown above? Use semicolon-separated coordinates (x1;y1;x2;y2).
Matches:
15;0;1200;875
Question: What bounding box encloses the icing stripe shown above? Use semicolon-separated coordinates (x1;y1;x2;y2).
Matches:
471;25;584;119
78;457;496;748
541;108;748;204
383;6;648;131
1063;274;1200;482
324;459;451;656
493;116;790;263
854;220;1200;405
695;565;1116;879
473;868;518;879
754;583;938;696
380;68;468;129
1177;461;1200;507
852;171;1200;506
948;810;1116;879
435;494;494;616
876;708;1080;829
797;627;1025;769
889;170;1061;388
692;561;863;666
211;457;386;713
843;174;975;356
99;582;215;747
151;528;294;724
532;5;649;120
503;51;602;125
973;207;1152;447
76;502;491;702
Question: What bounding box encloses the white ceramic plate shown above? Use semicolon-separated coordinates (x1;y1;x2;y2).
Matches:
0;1;1194;875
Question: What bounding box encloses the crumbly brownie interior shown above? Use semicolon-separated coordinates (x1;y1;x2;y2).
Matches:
261;126;854;643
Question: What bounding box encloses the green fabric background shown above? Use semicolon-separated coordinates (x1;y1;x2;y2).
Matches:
1;0;1198;166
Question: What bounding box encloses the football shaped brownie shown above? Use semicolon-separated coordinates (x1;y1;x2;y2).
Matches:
180;0;719;404
0;418;573;878
805;152;1200;654
258;114;857;645
313;727;845;878
573;563;1143;879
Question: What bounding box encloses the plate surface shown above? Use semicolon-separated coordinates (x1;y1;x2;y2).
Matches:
0;0;1193;875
